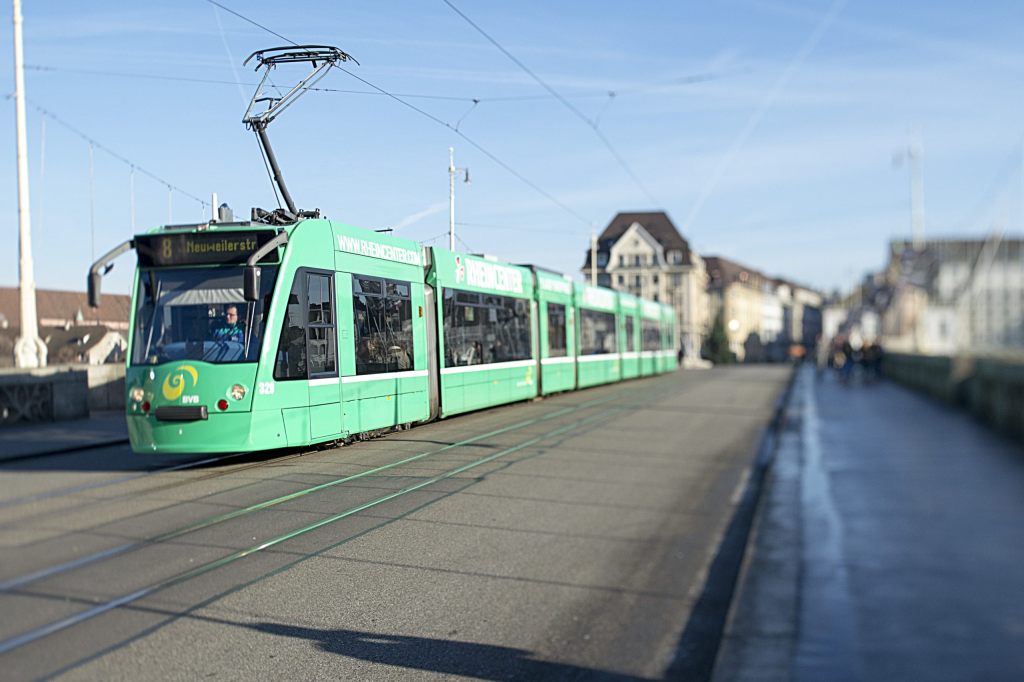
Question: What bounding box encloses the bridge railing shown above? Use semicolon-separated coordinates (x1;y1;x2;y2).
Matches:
883;352;1024;445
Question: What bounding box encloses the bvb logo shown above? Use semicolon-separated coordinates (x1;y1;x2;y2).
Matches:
454;256;465;284
162;365;199;401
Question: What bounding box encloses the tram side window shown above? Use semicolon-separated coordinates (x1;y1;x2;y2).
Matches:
274;277;307;380
352;275;414;375
642;320;661;351
273;271;337;380
307;273;337;376
547;303;567;358
625;315;636;352
579;309;616;355
442;288;531;367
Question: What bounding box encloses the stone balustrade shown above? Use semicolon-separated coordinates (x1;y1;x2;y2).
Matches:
883;352;1024;445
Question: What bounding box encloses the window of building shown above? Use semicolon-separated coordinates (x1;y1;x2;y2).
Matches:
672;273;682;286
634;255;642;266
653;274;659;285
618;255;624;267
625;315;635;352
442;288;531;367
579;308;616;354
547;303;567;357
617;274;624;285
597;252;608;267
352;275;414;375
274;270;337;380
634;275;642;287
597;273;611;287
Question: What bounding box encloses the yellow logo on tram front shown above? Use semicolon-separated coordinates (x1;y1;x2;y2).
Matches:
162;365;199;401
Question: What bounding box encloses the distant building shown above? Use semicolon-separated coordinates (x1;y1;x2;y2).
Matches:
705;256;822;362
880;237;1024;354
582;211;709;359
705;256;770;361
0;287;131;367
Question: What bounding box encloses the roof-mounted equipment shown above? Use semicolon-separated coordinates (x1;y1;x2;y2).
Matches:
242;45;357;225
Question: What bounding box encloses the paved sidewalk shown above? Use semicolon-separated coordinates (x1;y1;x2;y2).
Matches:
0;411;128;461
715;366;1024;681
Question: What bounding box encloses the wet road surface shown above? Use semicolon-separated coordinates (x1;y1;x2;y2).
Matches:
717;366;1024;681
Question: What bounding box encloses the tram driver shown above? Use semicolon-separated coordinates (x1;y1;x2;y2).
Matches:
210;304;245;344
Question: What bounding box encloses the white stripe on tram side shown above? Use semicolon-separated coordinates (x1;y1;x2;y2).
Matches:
540;357;575;365
440;359;536;375
340;370;430;384
620;351;641;360
308;377;340;386
576;354;618;363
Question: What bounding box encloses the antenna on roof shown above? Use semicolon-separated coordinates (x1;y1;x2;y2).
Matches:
242;45;357;224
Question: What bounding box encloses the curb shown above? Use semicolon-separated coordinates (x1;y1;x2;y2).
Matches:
665;364;800;680
0;438;131;464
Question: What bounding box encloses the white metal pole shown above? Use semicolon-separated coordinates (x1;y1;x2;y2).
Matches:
211;192;218;222
449;146;456;251
12;0;45;368
129;165;135;233
590;231;597;286
89;142;95;262
909;136;925;249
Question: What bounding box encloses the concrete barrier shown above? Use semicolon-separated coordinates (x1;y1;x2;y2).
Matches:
0;363;125;426
883;352;1024;445
86;363;126;411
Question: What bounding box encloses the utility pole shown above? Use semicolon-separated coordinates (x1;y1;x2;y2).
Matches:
12;0;45;368
448;147;470;251
590;231;597;286
449;147;456;251
908;135;925;249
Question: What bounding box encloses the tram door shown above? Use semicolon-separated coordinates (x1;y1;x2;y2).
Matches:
306;271;342;439
274;268;341;444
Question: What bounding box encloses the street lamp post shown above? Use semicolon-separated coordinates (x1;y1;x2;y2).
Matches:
12;0;46;368
448;147;469;251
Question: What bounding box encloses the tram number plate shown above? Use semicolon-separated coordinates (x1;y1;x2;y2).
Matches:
258;382;275;395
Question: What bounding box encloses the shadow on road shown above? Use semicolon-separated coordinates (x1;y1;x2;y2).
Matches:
251;622;652;681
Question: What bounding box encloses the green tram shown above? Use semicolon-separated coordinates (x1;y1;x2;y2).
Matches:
89;218;678;454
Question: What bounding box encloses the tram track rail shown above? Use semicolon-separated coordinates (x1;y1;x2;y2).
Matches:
0;389;645;656
0;380;680;598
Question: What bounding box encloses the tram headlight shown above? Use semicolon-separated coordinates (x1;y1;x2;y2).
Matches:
129;386;145;403
229;384;247;401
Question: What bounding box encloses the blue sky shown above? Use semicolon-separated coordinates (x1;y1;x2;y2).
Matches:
2;0;1022;296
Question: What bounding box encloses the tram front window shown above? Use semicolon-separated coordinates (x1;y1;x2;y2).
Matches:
131;267;277;365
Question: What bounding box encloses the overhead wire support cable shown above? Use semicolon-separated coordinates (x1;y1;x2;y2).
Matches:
441;0;661;206
5;94;209;211
205;0;593;228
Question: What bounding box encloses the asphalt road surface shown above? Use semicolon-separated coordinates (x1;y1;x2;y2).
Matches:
0;366;790;681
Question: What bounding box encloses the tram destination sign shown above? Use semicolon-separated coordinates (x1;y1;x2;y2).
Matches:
135;231;279;267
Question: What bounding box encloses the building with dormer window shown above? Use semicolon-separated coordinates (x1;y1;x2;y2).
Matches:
582;211;709;360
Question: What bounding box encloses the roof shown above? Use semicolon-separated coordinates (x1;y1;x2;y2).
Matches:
703;255;770;290
582;211;693;268
0;287;131;331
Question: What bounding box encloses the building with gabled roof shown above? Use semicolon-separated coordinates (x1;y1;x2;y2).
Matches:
582;211;708;360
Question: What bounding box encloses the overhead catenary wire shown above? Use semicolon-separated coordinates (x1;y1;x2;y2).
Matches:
441;0;660;207
25;64;736;105
6;94;210;211
203;0;594;229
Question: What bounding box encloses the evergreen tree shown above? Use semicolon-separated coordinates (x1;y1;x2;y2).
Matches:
704;310;734;364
